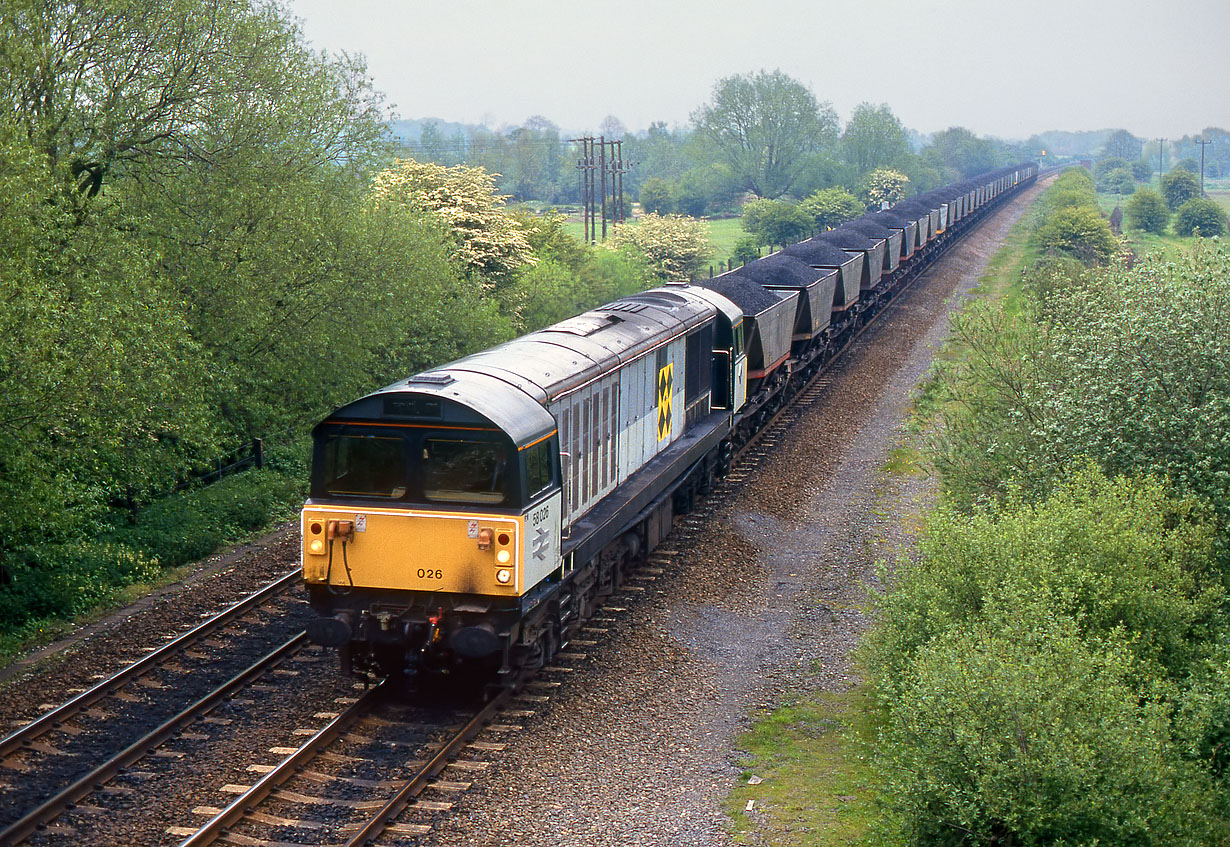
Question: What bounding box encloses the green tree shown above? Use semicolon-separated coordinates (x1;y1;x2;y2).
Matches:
799;187;864;230
611;213;710;280
933;242;1230;527
0;0;387;210
503;116;564;203
673;164;737;217
639;177;674;215
921;126;999;179
1103;128;1141;160
1035;205;1119;264
370;158;536;286
691;69;838;198
1124;187;1169;234
841;102;908;174
625;121;690;187
417;121;452;164
1131;159;1153;181
1093;156;1132;181
741;199;812;247
1161;169;1202;210
1174;197;1228;237
861;168;910;209
732;237;761;265
1099;167;1135;195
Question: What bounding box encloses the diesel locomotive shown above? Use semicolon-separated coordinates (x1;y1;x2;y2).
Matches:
300;162;1038;681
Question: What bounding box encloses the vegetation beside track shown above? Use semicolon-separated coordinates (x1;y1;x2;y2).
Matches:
730;172;1230;844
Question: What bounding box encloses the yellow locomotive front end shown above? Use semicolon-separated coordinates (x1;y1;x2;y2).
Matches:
301;375;561;679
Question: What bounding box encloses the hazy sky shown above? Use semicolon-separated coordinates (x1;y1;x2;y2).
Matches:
285;0;1229;142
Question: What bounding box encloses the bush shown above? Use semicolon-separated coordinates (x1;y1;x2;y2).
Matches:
740;198;811;247
1097;166;1135;195
1124;187;1169;234
1034;205;1119;264
118;467;305;569
732;236;761;265
872;618;1218;847
799;187;863;230
860;167;909;209
1043;168;1097;211
0;542;162;628
638;177;673;216
1131;159;1153;181
1161;168;1202;210
1174;197;1228;237
933;243;1230;531
610;213;711;280
864;470;1222;692
1093;156;1131;180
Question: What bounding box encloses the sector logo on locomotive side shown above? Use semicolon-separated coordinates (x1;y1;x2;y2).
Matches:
656;361;673;441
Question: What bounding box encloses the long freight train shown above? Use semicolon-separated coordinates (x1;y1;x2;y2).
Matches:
300;162;1038;680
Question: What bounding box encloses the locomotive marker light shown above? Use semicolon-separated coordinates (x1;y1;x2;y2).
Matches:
495;530;513;564
307;521;325;555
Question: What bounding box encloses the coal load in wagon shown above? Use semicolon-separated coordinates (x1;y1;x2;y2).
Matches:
869;210;917;258
698;273;797;385
782;239;862;311
816;228;884;290
891;201;932;245
725;253;835;348
847;218;902;272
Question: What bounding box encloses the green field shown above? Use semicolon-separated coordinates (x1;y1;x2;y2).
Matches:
1096;175;1229;255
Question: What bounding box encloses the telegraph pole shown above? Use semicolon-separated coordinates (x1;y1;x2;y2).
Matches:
1195;138;1212;196
572;135;632;242
1158;139;1164;179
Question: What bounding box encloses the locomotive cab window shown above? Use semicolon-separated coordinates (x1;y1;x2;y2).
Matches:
422;438;510;504
321;434;407;498
523;438;556;501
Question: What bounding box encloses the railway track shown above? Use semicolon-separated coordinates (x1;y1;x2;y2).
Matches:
173;678;533;847
0;572;311;846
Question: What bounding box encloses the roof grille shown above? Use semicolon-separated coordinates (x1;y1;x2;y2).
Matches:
607;301;648;314
408;372;455;386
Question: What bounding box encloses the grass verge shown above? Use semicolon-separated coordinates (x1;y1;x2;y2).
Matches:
727;690;878;846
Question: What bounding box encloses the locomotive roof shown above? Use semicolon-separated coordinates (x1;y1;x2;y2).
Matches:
323;286;723;448
464;287;716;399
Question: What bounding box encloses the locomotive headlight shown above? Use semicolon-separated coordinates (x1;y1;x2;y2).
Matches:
496;568;512;585
496;549;511;564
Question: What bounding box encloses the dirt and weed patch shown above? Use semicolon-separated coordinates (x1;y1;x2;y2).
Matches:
728;690;877;846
